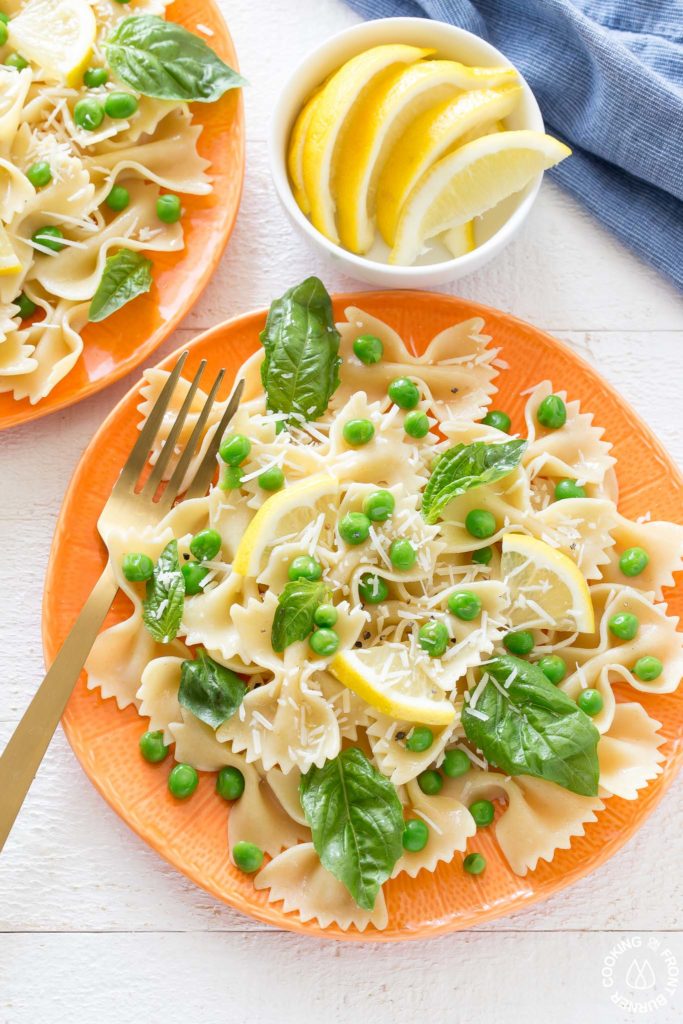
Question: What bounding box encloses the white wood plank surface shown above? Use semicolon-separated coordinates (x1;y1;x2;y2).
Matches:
1;0;682;1021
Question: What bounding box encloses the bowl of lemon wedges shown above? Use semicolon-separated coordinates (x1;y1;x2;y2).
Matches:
270;17;570;286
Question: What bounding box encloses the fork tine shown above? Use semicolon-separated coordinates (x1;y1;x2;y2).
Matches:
184;378;245;501
115;351;189;494
140;359;207;499
155;367;226;512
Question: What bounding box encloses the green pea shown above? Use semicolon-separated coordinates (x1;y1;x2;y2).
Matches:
168;763;198;799
619;546;649;577
122;551;154;582
190;528;222;562
73;96;104;131
313;603;337;628
554;478;587;500
353;333;383;364
404;410;430;439
418;620;449;658
104;91;138;119
26;160;52;188
309;627;339;656
608;612;639;641
402;818;429;852
258;465;284;491
442;748;471;778
447;590;481;621
343;417;375;447
503;629;534;656
219;465;243;490
182;561;210;595
465;509;496;539
405;726;433;752
83;66;109;88
463;852;486;875
362;489;394;522
471;546;493;565
232;841;264;873
5;52;28;70
288;555;322;583
537;654;566;685
14;292;36;319
0;21;6;45
633;656;663;682
106;185;130;212
577;688;603;716
358;572;388;604
417;769;443;795
469;799;494;827
388;376;420;409
216;765;245;801
482;410;511;432
32;225;65;252
219;432;250;466
537;394;567;429
139;729;169;764
157;193;182;223
389;538;416;571
339;511;370;546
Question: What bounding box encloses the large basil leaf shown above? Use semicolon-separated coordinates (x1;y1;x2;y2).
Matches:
178;649;246;729
259;277;341;426
421;439;527;524
88;249;152;322
142;540;185;643
300;748;404;910
462;656;600;796
271;579;328;652
105;16;246;102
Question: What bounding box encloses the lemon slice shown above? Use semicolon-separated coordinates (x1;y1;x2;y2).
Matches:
442;220;475;258
0;224;21;276
333;62;519;254
376;83;521;246
300;43;430;244
233;473;338;577
501;533;594;633
330;645;456;726
390;129;571;265
8;0;96;86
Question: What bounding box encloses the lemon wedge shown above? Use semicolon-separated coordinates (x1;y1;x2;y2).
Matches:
300;43;431;244
0;224;21;276
334;62;519;254
501;533;594;633
330;645;456;726
442;220;475;258
8;0;96;87
389;129;571;265
376;84;521;246
233;474;338;578
287;88;322;216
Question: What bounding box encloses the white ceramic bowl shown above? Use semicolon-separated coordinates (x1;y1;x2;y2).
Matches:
269;17;545;288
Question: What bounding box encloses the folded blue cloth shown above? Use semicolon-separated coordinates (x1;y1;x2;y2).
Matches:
343;0;683;290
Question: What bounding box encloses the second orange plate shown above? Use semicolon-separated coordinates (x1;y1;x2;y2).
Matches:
0;0;245;431
43;291;683;941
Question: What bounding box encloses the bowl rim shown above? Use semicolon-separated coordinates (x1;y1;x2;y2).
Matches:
268;15;545;281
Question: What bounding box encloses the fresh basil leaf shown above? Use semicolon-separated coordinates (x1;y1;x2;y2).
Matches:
88;249;153;323
300;748;404;910
178;649;246;729
421;439;527;524
259;276;341;426
142;540;185;643
105;16;246;102
462;655;600;796
271;579;328;652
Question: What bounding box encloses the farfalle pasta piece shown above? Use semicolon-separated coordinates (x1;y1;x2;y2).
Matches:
527;497;619;581
0;67;32;145
597;702;665;800
367;712;459;785
392;778;476;878
600;512;683;599
0;300;88;403
137;656;183;744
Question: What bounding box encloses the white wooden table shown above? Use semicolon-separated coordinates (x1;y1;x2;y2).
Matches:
2;1;682;1020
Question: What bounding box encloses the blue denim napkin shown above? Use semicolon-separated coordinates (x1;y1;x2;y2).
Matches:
343;0;683;290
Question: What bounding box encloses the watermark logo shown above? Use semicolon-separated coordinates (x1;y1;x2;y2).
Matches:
601;935;678;1014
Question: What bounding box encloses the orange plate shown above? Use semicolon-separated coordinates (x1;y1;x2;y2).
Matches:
0;0;245;432
43;292;683;942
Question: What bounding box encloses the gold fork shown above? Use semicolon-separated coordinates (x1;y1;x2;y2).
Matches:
0;353;244;852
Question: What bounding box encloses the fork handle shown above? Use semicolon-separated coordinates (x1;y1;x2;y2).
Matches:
0;563;119;853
